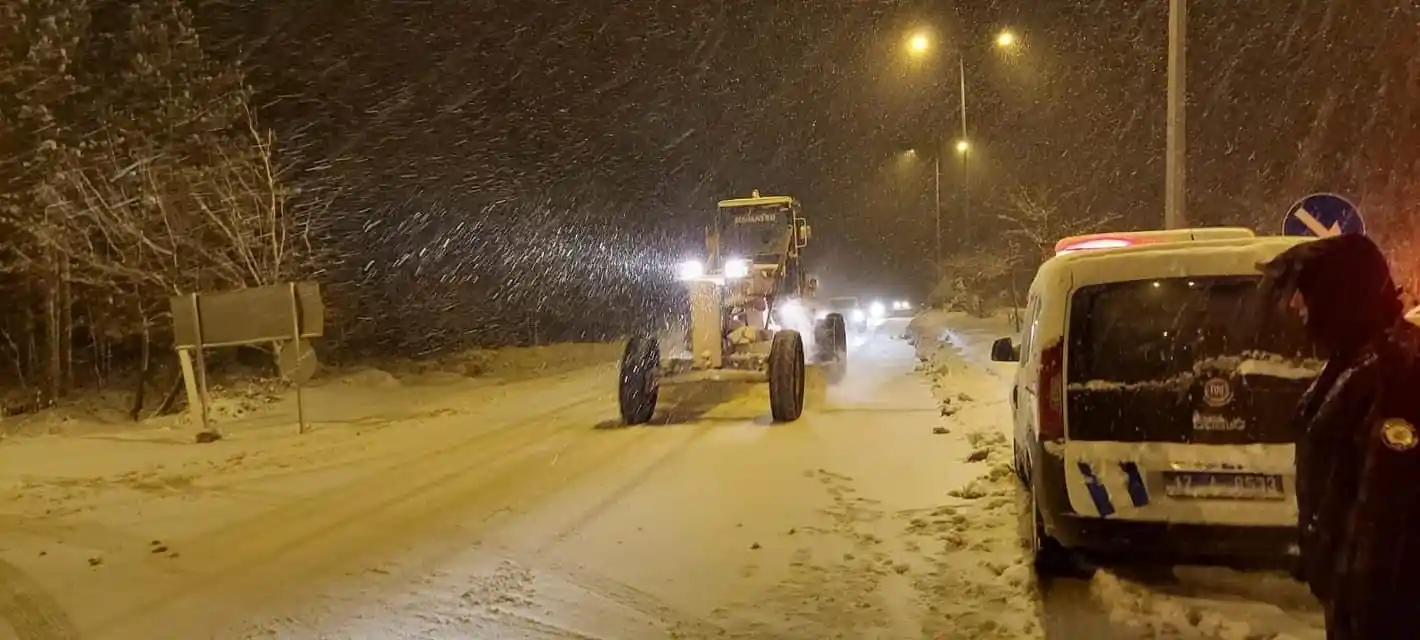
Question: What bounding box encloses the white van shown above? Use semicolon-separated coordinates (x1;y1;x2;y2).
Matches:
990;229;1322;573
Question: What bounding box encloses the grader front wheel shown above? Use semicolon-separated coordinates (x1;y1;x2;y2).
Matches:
619;338;660;425
769;329;806;422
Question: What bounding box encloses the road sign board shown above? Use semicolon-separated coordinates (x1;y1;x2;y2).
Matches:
1282;193;1365;238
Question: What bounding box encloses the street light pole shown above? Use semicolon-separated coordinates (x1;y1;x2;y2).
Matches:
1164;0;1187;229
958;54;971;247
934;154;942;268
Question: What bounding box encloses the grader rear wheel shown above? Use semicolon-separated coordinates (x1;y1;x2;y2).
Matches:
825;313;847;383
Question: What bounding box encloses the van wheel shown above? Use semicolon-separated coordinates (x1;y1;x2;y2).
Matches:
1012;442;1029;487
1029;489;1081;579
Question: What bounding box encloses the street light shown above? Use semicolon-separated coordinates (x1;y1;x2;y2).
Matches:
904;28;1016;255
908;33;930;55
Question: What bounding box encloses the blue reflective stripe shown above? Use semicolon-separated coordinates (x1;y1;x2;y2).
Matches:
1077;462;1116;517
1120;462;1150;507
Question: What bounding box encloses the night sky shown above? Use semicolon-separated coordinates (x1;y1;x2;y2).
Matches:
192;0;1420;343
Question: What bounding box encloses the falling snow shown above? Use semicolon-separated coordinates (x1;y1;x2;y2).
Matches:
1;1;1418;638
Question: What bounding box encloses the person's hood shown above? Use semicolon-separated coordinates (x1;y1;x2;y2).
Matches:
1257;234;1403;356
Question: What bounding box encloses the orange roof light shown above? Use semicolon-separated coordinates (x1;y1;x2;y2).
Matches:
1052;228;1257;256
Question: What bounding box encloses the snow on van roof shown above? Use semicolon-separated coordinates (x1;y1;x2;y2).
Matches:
1042;235;1314;290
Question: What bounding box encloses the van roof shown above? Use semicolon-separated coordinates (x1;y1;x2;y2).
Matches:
1040;235;1314;290
1054;227;1256;254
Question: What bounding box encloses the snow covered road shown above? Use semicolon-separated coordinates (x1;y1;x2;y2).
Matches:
0;315;1326;639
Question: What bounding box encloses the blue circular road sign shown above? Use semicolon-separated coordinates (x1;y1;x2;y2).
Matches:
1282;193;1365;238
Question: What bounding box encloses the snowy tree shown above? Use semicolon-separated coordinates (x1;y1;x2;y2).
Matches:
927;182;1120;317
0;0;315;407
993;182;1122;266
929;249;1014;317
0;0;89;400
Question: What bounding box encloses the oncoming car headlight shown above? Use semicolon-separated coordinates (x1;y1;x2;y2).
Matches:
850;309;866;323
869;301;886;318
677;260;705;280
724;258;750;279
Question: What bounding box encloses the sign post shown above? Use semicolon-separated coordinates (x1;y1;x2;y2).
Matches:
1282;193;1365;238
188;293;213;439
288;283;307;434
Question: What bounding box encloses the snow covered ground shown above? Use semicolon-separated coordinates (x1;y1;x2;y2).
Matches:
0;316;1326;639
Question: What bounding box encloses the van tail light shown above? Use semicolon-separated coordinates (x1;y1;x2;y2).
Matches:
1038;341;1065;441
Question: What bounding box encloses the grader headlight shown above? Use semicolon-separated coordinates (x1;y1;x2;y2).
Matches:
676;260;705;281
724;258;750;279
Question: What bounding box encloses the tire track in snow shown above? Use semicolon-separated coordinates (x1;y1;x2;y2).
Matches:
0;557;78;640
239;396;726;639
83;384;625;639
529;392;732;556
507;387;772;638
710;468;902;639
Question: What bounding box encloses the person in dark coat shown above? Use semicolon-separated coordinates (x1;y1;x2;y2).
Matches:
1257;233;1420;639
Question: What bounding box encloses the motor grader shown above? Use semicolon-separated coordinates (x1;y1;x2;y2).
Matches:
618;191;848;424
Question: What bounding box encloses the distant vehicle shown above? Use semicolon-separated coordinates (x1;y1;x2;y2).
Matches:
821;297;867;329
990;228;1321;574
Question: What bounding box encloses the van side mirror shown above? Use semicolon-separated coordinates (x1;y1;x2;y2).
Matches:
990;337;1019;362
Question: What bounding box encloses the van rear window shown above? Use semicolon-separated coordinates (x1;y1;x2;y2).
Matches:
1067;276;1314;383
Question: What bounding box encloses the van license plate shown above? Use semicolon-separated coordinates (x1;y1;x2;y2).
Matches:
1163;472;1285;501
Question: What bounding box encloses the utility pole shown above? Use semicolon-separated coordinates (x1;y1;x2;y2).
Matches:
1164;0;1187;229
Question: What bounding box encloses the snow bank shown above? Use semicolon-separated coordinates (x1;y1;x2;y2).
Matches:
0;342;623;440
907;307;1019;344
0;341;622;525
907;311;1046;639
1091;568;1322;639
